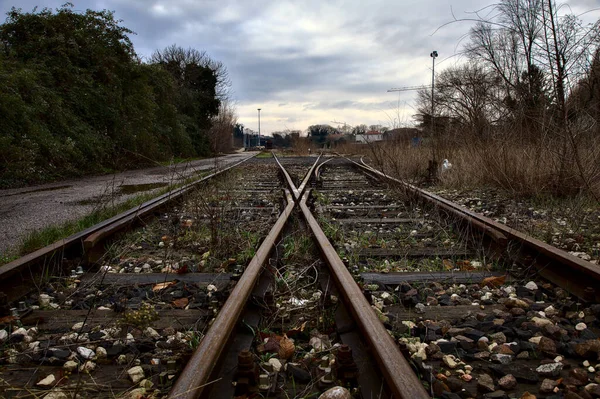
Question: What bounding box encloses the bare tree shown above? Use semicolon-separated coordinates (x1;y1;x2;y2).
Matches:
150;44;232;100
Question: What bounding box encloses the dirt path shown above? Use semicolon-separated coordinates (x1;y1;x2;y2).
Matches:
0;152;256;255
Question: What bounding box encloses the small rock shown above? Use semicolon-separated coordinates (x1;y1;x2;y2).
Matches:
71;322;85;331
268;358;282;372
491;354;513;364
443;355;459;369
532;317;553;328
0;330;7;342
127;366;145;384
478;373;495;392
144;327;161;339
498;374;517;390
521;392;537;399
538;337;557;354
76;346;95;359
43;390;68;399
318;386;351;399
525;281;538;290
537;362;563;377
95;347;107;359
39;294;52;306
577;323;588;331
415;303;426;314
79;361;96;373
139;379;154;390
37;374;56;387
124;388;146;399
540;378;558;393
63;361;79;372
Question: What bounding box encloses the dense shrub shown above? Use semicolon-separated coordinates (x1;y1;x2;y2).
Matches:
0;5;222;187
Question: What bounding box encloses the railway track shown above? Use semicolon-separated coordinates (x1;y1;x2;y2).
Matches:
1;153;600;399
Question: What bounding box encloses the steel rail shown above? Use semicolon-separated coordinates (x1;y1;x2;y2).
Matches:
272;153;322;200
0;154;257;280
356;157;600;298
168;189;295;399
297;189;430;399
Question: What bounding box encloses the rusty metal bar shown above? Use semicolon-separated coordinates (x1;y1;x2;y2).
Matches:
168;190;296;399
272;153;321;200
355;157;600;298
298;189;429;399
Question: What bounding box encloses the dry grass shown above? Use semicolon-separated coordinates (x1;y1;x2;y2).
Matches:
338;128;600;200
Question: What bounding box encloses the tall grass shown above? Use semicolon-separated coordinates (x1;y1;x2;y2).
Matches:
339;126;600;199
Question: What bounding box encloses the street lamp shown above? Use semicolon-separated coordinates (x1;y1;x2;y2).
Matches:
257;108;261;147
430;51;438;128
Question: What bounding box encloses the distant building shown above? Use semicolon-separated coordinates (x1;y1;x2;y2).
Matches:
355;131;383;143
384;128;422;145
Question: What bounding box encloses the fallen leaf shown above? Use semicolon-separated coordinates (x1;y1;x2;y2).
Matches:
482;275;506;288
172;297;189;309
442;259;454;270
0;315;17;324
278;334;295;360
153;282;176;292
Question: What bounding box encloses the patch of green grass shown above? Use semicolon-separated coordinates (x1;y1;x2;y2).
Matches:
255;151;273;158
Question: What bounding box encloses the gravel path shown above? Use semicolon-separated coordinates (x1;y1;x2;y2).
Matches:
0;152;256;256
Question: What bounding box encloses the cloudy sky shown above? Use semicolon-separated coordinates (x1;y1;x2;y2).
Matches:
1;1;598;134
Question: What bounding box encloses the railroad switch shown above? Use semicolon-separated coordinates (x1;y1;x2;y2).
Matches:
334;344;359;386
234;349;259;395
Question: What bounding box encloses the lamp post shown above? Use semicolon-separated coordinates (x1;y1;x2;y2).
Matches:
430;51;438;165
257;108;261;147
430;51;438;129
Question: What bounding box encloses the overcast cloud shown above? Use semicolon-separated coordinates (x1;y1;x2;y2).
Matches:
1;0;599;134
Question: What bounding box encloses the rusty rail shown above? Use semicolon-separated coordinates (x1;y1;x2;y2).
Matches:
273;152;321;200
168;189;295;399
297;189;430;399
356;157;600;300
274;157;429;399
0;154;256;283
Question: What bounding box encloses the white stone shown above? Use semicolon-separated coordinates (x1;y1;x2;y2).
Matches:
529;336;543;344
43;390;68;399
72;322;85;331
318;386;351;399
442;355;458;369
63;361;79;372
27;327;38;337
0;330;8;342
583;360;591;367
554;356;563;363
117;354;128;364
576;322;587;331
79;361;96;372
11;327;28;337
37;374;56;387
525;281;538;290
95;347;107;359
144;327;161;339
29;341;41;353
140;379;154;390
544;305;558;317
39;294;52;306
128;366;145;383
268;358;282;372
589;366;596;373
531;317;553;327
76;346;95;359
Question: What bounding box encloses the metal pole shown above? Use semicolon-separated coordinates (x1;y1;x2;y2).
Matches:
430;50;438;163
257;108;261;147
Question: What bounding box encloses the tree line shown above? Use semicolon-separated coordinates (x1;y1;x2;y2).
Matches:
0;5;233;187
415;0;600;196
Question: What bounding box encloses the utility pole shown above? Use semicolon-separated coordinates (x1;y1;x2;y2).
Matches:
430;51;438;132
257;108;261;147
